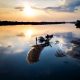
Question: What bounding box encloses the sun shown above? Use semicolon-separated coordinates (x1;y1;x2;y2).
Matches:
23;4;36;17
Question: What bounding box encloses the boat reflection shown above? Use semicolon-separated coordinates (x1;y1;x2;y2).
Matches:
27;34;53;64
27;44;47;64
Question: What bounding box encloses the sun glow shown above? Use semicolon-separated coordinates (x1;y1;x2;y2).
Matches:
26;29;33;37
23;4;37;17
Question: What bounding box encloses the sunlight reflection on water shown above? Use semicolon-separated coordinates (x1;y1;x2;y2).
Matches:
0;24;80;80
0;24;80;55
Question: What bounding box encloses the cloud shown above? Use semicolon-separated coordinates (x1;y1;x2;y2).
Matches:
14;6;24;11
34;0;80;12
44;6;75;12
63;0;80;11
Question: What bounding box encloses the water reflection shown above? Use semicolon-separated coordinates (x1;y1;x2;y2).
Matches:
54;37;80;60
27;32;80;64
55;49;66;57
68;39;80;59
27;34;53;64
0;24;80;80
27;44;46;64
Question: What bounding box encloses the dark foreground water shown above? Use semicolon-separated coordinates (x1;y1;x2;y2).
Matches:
0;24;80;80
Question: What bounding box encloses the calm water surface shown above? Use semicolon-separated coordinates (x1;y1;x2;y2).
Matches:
0;24;80;80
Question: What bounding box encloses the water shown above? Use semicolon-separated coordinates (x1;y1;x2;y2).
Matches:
0;24;80;80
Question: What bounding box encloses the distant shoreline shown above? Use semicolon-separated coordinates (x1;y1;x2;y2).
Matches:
0;21;75;26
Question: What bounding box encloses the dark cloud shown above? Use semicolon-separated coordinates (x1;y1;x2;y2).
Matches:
63;0;80;11
44;6;75;12
33;0;80;12
14;6;40;11
14;6;24;11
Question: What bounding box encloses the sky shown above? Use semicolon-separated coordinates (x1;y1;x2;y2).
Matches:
0;0;80;21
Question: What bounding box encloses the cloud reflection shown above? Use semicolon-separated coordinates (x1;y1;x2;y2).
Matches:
53;32;80;60
0;25;80;63
0;46;24;55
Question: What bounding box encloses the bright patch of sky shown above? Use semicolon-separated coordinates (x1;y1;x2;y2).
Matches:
0;0;80;12
0;0;66;8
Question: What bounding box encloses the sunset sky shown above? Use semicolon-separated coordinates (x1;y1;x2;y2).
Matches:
0;0;80;21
